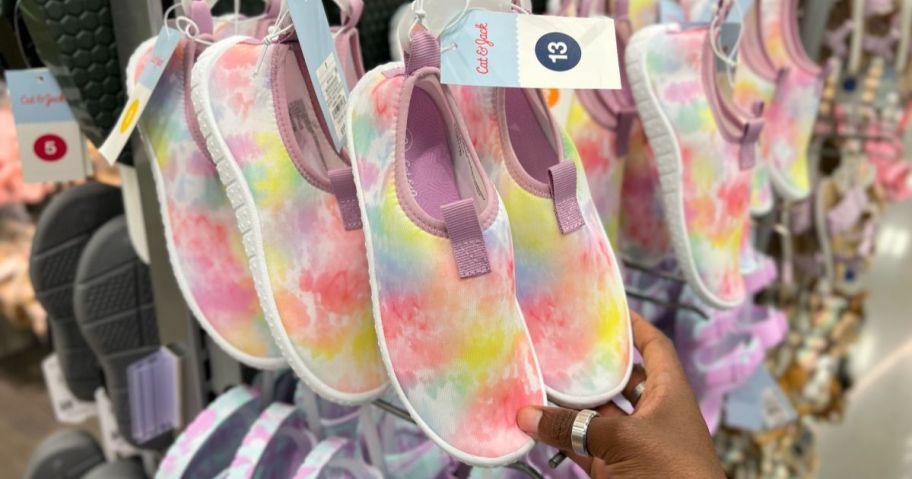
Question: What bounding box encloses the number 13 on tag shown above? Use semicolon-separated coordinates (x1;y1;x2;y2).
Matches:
441;11;620;90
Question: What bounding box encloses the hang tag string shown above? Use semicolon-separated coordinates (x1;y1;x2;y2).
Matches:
710;0;744;87
437;0;526;55
254;2;294;76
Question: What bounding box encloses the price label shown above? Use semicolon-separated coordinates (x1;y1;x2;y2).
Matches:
6;69;90;182
41;354;97;424
98;26;181;164
441;10;621;90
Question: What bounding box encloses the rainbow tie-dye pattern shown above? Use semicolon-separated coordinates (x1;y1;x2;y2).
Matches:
194;37;387;403
759;0;824;200
564;97;626;245
452;85;632;408
629;25;751;308
127;39;282;368
617;120;675;266
733;59;777;216
348;64;544;465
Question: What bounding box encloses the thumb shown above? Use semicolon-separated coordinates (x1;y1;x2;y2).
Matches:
517;406;627;459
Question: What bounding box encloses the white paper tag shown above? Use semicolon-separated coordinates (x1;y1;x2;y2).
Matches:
6;69;90;183
41;354;97;424
95;387;139;460
98;26;181;165
440;11;621;90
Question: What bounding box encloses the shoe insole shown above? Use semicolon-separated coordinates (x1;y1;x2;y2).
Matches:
74;215;167;450
30;182;124;401
405;87;460;221
505;88;560;185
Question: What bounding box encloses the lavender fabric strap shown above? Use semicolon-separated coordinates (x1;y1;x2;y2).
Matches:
441;199;491;279
548;161;585;234
328;168;363;231
406;30;441;75
190;0;213;35
614;109;636;156
738;118;764;170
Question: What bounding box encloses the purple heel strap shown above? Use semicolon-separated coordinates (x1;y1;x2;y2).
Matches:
827;187;868;234
190;0;213;35
739;115;764;170
548;161;585;234
614;109;637;156
328;168;363;231
441;199;491;279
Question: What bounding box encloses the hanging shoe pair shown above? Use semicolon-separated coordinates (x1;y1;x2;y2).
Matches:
627;8;764;309
348;24;632;464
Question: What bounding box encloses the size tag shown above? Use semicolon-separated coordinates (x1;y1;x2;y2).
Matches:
287;0;349;151
95;388;139;460
98;26;181;165
6;69;90;183
440;11;621;90
41;354;97;424
724;366;797;431
127;347;181;444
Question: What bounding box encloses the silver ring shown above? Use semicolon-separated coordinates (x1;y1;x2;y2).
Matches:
570;409;598;457
630;381;646;407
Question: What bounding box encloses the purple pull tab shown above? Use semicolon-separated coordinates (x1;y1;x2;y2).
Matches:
441;199;491;279
739;118;764;170
190;0;213;35
548;161;585;234
406;30;441;75
614;109;636;156
328;168;363;231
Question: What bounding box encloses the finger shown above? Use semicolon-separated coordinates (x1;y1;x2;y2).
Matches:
621;364;647;407
517;406;625;460
631;312;684;377
596;402;627;418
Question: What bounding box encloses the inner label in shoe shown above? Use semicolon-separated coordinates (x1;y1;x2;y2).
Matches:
440;10;621;90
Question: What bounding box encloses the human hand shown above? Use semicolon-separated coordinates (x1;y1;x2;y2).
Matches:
516;312;725;479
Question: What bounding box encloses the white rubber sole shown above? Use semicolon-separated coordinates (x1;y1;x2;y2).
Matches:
191;36;386;405
626;25;744;310
347;62;538;468
125;38;285;371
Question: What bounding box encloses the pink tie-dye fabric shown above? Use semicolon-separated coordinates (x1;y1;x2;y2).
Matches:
452;85;632;407
629;25;751;307
348;64;544;464
128;38;282;367
195;37;386;402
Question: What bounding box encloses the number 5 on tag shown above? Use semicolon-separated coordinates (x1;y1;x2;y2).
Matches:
98;26;181;165
7;69;90;183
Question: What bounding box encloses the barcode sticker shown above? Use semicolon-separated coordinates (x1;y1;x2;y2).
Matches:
287;0;350;151
316;53;348;142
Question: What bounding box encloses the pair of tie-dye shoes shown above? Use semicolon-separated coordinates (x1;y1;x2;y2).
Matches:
128;0;633;467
